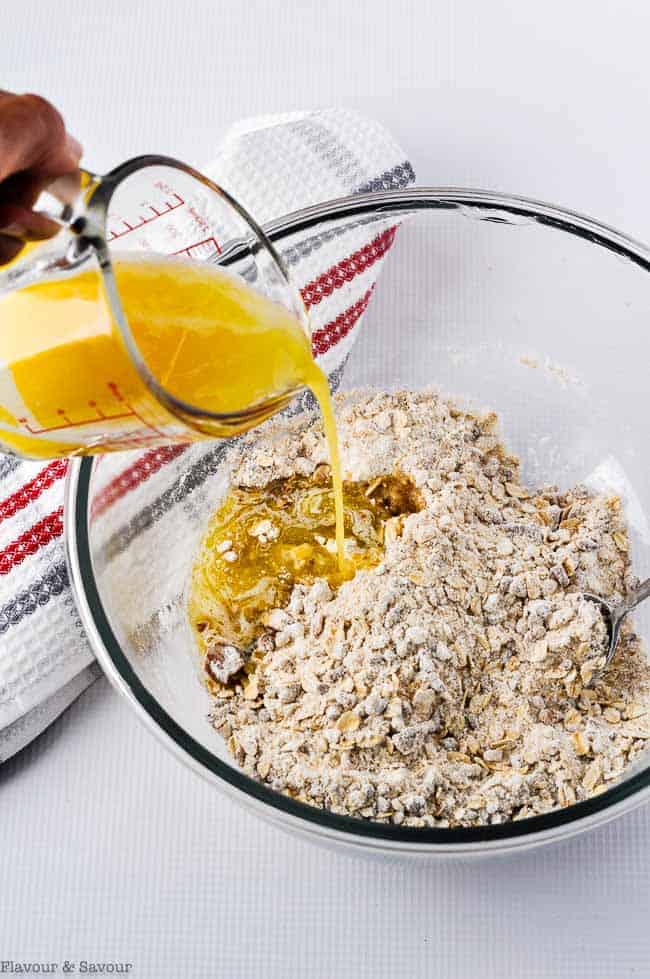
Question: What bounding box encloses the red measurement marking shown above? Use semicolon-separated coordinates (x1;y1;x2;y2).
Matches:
0;506;64;575
173;236;221;259
17;383;136;434
0;461;68;524
16;378;179;446
18;409;135;435
89;400;106;419
108;382;125;403
186;206;210;234
107;192;185;242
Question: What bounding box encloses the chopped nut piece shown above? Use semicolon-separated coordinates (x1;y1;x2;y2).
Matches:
205;643;246;685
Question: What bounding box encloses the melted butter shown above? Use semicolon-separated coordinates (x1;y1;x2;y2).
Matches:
189;471;422;671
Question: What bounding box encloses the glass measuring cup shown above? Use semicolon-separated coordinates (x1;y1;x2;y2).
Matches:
0;156;309;458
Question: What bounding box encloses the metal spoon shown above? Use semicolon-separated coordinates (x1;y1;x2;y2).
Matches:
584;577;650;670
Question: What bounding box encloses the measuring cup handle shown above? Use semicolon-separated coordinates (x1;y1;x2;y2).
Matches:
37;168;100;226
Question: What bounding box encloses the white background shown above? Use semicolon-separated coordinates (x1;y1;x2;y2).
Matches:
3;1;650;976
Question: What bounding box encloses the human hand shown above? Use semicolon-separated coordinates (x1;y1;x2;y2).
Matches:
0;92;82;265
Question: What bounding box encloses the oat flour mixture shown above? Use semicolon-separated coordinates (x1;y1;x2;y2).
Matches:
196;390;650;828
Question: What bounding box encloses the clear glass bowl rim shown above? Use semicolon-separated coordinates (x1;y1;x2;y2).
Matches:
65;186;650;855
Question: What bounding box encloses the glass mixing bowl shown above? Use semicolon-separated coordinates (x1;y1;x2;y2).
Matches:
65;189;650;857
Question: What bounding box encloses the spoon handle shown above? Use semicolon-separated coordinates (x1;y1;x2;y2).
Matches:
622;577;650;615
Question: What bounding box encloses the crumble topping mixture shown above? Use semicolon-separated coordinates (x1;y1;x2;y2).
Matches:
194;390;650;827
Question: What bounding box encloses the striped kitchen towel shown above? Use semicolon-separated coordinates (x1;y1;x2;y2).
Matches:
0;107;414;761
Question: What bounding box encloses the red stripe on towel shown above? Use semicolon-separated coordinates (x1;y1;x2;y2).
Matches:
0;461;68;524
0;507;64;575
301;225;398;308
311;287;375;357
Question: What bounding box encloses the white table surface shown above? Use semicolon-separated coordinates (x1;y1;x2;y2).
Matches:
3;2;650;976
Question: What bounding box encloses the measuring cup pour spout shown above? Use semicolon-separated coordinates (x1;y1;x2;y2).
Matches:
0;156;309;459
